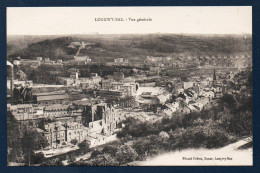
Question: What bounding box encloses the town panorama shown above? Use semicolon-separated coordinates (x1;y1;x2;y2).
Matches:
6;34;252;166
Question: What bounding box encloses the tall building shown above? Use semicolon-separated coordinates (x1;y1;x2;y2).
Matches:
74;101;117;136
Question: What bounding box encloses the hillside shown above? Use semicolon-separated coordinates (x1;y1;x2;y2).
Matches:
7;34;252;62
7;35;64;56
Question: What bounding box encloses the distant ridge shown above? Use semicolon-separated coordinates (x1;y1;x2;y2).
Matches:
7;34;252;62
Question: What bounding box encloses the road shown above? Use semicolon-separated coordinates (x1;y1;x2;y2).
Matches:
62;151;92;166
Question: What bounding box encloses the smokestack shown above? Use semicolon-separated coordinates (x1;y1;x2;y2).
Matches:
6;61;14;93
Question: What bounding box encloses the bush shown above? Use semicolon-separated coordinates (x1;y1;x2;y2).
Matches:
78;140;89;149
70;139;78;145
88;153;118;166
102;145;118;157
115;144;138;165
31;152;45;164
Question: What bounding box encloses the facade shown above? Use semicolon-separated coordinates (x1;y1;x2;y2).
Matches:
70;72;79;79
36;57;43;61
7;80;33;90
20;59;41;67
59;77;75;86
43;121;88;149
43;104;82;119
114;58;124;63
76;102;117;136
42;62;63;68
74;55;91;61
27;101;120;149
101;80;139;96
8;104;44;120
70;60;87;65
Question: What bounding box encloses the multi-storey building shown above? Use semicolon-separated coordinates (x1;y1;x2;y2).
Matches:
101;80;139;96
41;101;118;149
8;104;45;120
43;104;82;119
43;121;88;149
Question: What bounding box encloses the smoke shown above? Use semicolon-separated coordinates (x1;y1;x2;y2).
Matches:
7;60;13;67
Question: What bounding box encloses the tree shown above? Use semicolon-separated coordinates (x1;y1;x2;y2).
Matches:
89;153;118;166
7;111;23;163
159;131;170;140
115;144;138;165
31;152;45;164
102;145;118;157
78;140;89;149
218;94;237;111
71;139;78;145
21;129;48;166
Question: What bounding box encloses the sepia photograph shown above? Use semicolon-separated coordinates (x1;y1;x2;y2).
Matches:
6;7;252;166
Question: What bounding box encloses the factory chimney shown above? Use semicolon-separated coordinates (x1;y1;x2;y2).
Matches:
7;61;14;94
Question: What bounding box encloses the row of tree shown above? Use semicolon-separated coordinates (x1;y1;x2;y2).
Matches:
7;111;48;166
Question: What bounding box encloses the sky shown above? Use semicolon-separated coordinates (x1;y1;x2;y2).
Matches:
7;7;252;35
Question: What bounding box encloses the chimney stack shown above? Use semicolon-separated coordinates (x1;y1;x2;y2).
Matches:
7;61;14;95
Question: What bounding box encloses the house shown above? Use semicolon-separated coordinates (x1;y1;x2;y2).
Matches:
59;77;75;86
200;89;214;100
36;57;43;61
156;92;172;104
114;58;124;63
86;134;117;148
13;60;20;66
20;59;41;67
187;100;204;112
70;60;87;65
44;58;51;63
183;82;194;89
161;102;180;117
74;55;90;61
70;72;79;79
